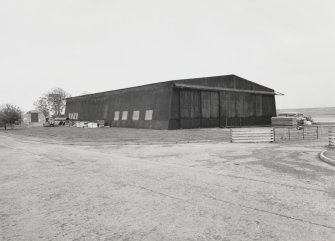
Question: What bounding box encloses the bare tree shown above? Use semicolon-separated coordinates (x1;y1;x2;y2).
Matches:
46;88;71;117
34;97;50;118
0;104;22;130
34;88;71;117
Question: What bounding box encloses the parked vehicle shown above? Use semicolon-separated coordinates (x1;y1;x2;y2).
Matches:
43;117;55;127
43;117;67;127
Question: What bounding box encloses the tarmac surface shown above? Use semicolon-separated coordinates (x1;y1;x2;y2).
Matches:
1;128;335;241
325;149;335;160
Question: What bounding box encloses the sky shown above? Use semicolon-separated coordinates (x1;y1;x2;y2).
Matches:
1;0;334;112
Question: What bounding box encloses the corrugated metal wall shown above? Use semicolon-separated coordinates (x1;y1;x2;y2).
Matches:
169;89;276;129
66;83;173;129
169;75;276;129
66;75;277;130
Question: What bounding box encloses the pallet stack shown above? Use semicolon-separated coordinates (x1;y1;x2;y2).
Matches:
75;121;88;128
231;128;274;143
271;117;297;126
88;122;98;128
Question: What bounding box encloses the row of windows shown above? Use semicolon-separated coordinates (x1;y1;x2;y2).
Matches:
114;110;153;121
69;113;78;120
68;110;153;121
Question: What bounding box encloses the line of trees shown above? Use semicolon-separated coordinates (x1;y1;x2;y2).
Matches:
0;104;22;130
1;87;71;130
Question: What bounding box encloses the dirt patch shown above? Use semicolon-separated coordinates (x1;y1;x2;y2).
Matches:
1;131;335;240
0;126;231;144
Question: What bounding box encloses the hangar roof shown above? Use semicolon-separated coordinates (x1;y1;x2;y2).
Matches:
67;74;280;101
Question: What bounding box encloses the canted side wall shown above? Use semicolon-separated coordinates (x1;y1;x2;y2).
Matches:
66;83;174;130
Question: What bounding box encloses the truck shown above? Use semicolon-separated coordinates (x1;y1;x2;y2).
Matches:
43;117;67;127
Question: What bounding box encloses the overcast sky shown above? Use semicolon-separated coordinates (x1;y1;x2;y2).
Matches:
1;0;334;111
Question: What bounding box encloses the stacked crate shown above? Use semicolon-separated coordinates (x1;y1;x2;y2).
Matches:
271;117;297;126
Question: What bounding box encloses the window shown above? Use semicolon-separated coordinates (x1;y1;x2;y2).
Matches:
114;111;120;121
122;111;128;120
145;110;153;120
132;110;140;120
69;113;78;120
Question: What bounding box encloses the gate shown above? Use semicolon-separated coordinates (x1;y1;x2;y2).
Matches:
273;126;319;142
330;128;335;148
230;126;320;143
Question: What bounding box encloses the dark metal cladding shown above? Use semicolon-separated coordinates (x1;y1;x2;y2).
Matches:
66;75;277;129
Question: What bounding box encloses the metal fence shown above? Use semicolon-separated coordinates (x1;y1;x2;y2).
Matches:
273;126;319;142
230;126;322;143
330;128;335;148
229;126;335;143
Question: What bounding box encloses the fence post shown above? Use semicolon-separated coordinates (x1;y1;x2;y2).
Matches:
288;128;290;141
330;127;335;148
273;127;276;143
303;127;305;140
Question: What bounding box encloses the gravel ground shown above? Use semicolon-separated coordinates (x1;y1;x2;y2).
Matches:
1;128;335;241
0;125;331;144
0;126;231;144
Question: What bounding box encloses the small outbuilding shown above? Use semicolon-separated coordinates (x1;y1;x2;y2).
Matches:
65;75;278;129
23;111;46;126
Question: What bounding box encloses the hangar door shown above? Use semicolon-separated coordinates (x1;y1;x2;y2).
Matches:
200;91;219;127
179;89;219;128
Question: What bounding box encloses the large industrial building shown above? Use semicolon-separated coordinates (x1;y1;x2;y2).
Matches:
65;75;278;129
